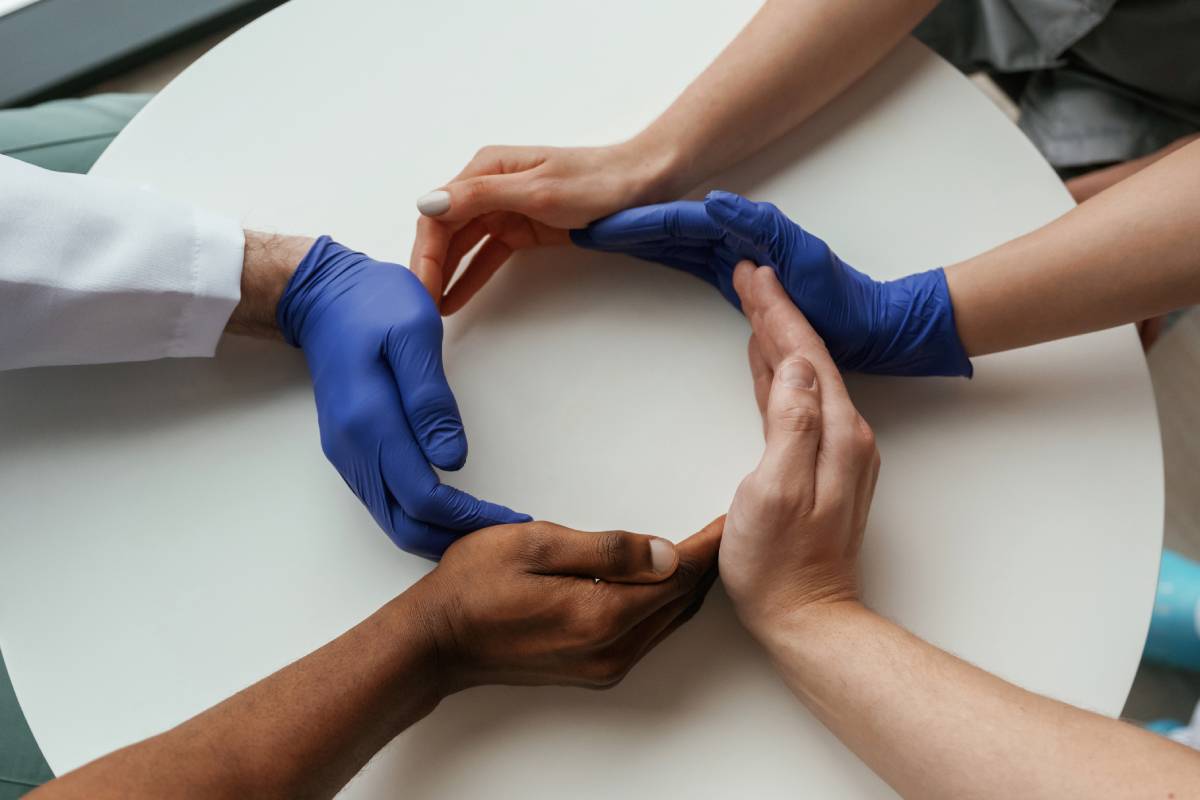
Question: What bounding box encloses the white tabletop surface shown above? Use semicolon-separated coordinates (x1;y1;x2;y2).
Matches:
0;1;1164;797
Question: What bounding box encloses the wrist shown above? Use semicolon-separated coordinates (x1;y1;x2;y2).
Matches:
752;597;867;658
225;231;314;339
869;268;972;377
390;576;472;698
618;129;694;203
375;587;458;705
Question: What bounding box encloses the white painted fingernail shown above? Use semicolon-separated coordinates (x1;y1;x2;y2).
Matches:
649;538;677;575
417;190;451;216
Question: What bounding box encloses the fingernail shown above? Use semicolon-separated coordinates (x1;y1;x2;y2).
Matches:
649;538;676;575
417;190;451;216
779;358;816;388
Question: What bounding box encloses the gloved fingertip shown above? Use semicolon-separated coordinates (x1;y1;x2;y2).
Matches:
426;431;468;471
703;192;740;225
483;504;532;528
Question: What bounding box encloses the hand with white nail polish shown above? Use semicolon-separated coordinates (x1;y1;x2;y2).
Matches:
410;141;681;314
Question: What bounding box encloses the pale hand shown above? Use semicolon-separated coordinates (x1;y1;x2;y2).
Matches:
720;261;880;639
411;141;678;314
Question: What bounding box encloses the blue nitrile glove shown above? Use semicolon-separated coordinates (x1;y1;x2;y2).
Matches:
571;190;972;377
277;236;530;558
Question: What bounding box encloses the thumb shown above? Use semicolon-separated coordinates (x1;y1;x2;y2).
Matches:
757;356;822;505
416;173;533;223
385;324;468;471
704;190;790;257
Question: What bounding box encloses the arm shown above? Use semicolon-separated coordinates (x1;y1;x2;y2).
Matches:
946;136;1200;356
411;0;935;308
0;155;311;366
33;593;441;800
767;602;1200;800
571;136;1200;377
0;154;243;370
0;153;526;552
31;518;721;799
634;0;940;198
723;262;1200;799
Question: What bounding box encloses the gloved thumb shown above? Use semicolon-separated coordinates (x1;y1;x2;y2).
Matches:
704;190;790;257
386;328;469;471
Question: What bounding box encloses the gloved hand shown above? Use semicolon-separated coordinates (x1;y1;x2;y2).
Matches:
572;191;972;377
277;236;530;558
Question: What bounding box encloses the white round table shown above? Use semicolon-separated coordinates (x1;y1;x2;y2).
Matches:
0;1;1163;797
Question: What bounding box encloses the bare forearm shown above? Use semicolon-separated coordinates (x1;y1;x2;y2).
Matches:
635;0;938;196
762;601;1200;799
31;593;444;800
224;231;314;339
947;138;1200;356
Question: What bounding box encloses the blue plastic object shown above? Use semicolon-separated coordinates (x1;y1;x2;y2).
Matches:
1145;719;1186;736
573;191;972;377
277;236;529;558
1143;549;1200;671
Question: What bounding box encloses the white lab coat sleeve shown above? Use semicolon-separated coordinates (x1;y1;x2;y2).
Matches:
0;155;244;371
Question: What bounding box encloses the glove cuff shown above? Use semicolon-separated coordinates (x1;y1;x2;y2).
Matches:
870;268;973;378
275;235;339;348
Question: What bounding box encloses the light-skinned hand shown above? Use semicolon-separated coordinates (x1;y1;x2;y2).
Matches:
720;261;880;639
411;142;678;314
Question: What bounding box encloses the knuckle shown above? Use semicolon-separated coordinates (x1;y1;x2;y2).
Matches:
517;528;559;569
584;655;631;689
331;400;381;448
855;416;877;457
777;403;822;433
595;531;635;572
459;179;486;205
745;475;809;517
471;145;499;164
572;608;619;648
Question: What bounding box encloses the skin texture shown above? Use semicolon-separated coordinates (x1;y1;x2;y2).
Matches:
1064;133;1200;204
225;231;313;339
727;261;1200;799
29;520;721;799
412;0;938;312
945;137;1200;357
415;0;1200;362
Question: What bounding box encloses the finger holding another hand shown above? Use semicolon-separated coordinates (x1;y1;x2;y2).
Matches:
721;261;880;638
416;517;722;692
412;143;677;314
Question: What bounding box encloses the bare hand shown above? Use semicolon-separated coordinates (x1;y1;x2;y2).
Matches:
410;517;722;691
720;262;880;638
411;142;678;314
